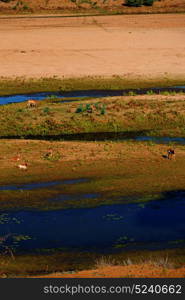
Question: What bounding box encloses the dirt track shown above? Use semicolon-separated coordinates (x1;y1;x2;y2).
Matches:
0;14;185;78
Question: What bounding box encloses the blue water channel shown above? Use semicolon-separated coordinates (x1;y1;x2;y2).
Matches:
0;190;185;253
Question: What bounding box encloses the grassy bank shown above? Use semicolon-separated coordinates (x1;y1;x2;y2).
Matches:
0;247;184;277
0;139;185;210
0;93;185;138
0;77;185;278
0;76;185;96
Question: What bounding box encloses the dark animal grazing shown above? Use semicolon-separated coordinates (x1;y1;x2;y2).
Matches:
44;149;53;159
167;149;175;160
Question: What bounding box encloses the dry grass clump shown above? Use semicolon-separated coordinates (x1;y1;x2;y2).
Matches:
95;255;175;270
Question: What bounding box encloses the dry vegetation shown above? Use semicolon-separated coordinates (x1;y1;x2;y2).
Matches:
0;0;185;14
36;264;185;278
1;94;185;138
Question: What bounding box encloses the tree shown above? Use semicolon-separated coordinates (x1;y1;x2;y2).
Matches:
125;0;143;7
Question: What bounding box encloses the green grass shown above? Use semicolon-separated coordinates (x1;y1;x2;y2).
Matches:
0;139;185;211
0;76;185;277
0;92;185;138
0;76;185;96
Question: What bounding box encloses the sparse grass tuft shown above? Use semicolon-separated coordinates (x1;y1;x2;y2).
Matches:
94;256;116;269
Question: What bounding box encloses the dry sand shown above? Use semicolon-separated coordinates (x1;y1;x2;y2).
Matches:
0;14;185;78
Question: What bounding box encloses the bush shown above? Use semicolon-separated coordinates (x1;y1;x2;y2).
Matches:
143;0;154;6
146;90;155;95
100;104;106;115
85;103;91;111
43;107;50;114
125;0;143;7
128;90;137;96
75;104;84;113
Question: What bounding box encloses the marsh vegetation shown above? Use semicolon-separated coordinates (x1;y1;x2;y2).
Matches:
0;77;185;277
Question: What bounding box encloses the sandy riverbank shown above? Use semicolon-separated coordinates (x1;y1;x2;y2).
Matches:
0;14;185;78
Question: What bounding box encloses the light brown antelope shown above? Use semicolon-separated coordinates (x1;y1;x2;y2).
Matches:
17;163;28;170
27;99;38;108
11;154;21;162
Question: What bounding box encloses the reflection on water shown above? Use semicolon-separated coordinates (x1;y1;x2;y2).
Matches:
0;191;185;253
135;136;185;145
0;178;89;191
51;193;99;202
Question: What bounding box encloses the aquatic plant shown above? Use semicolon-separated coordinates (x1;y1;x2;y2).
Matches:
128;90;137;96
13;235;32;242
103;213;123;221
138;203;145;208
146;90;155;95
46;95;58;101
0;214;21;225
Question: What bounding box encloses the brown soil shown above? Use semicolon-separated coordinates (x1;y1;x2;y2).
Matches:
35;264;185;278
0;14;184;78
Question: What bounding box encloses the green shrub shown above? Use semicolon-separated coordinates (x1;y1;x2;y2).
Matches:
100;104;106;115
94;102;100;110
128;90;137;96
75;104;84;113
0;0;13;3
22;4;29;10
143;0;154;6
146;90;155;95
125;0;143;7
125;0;154;6
160;91;170;96
43;107;50;114
85;103;92;112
